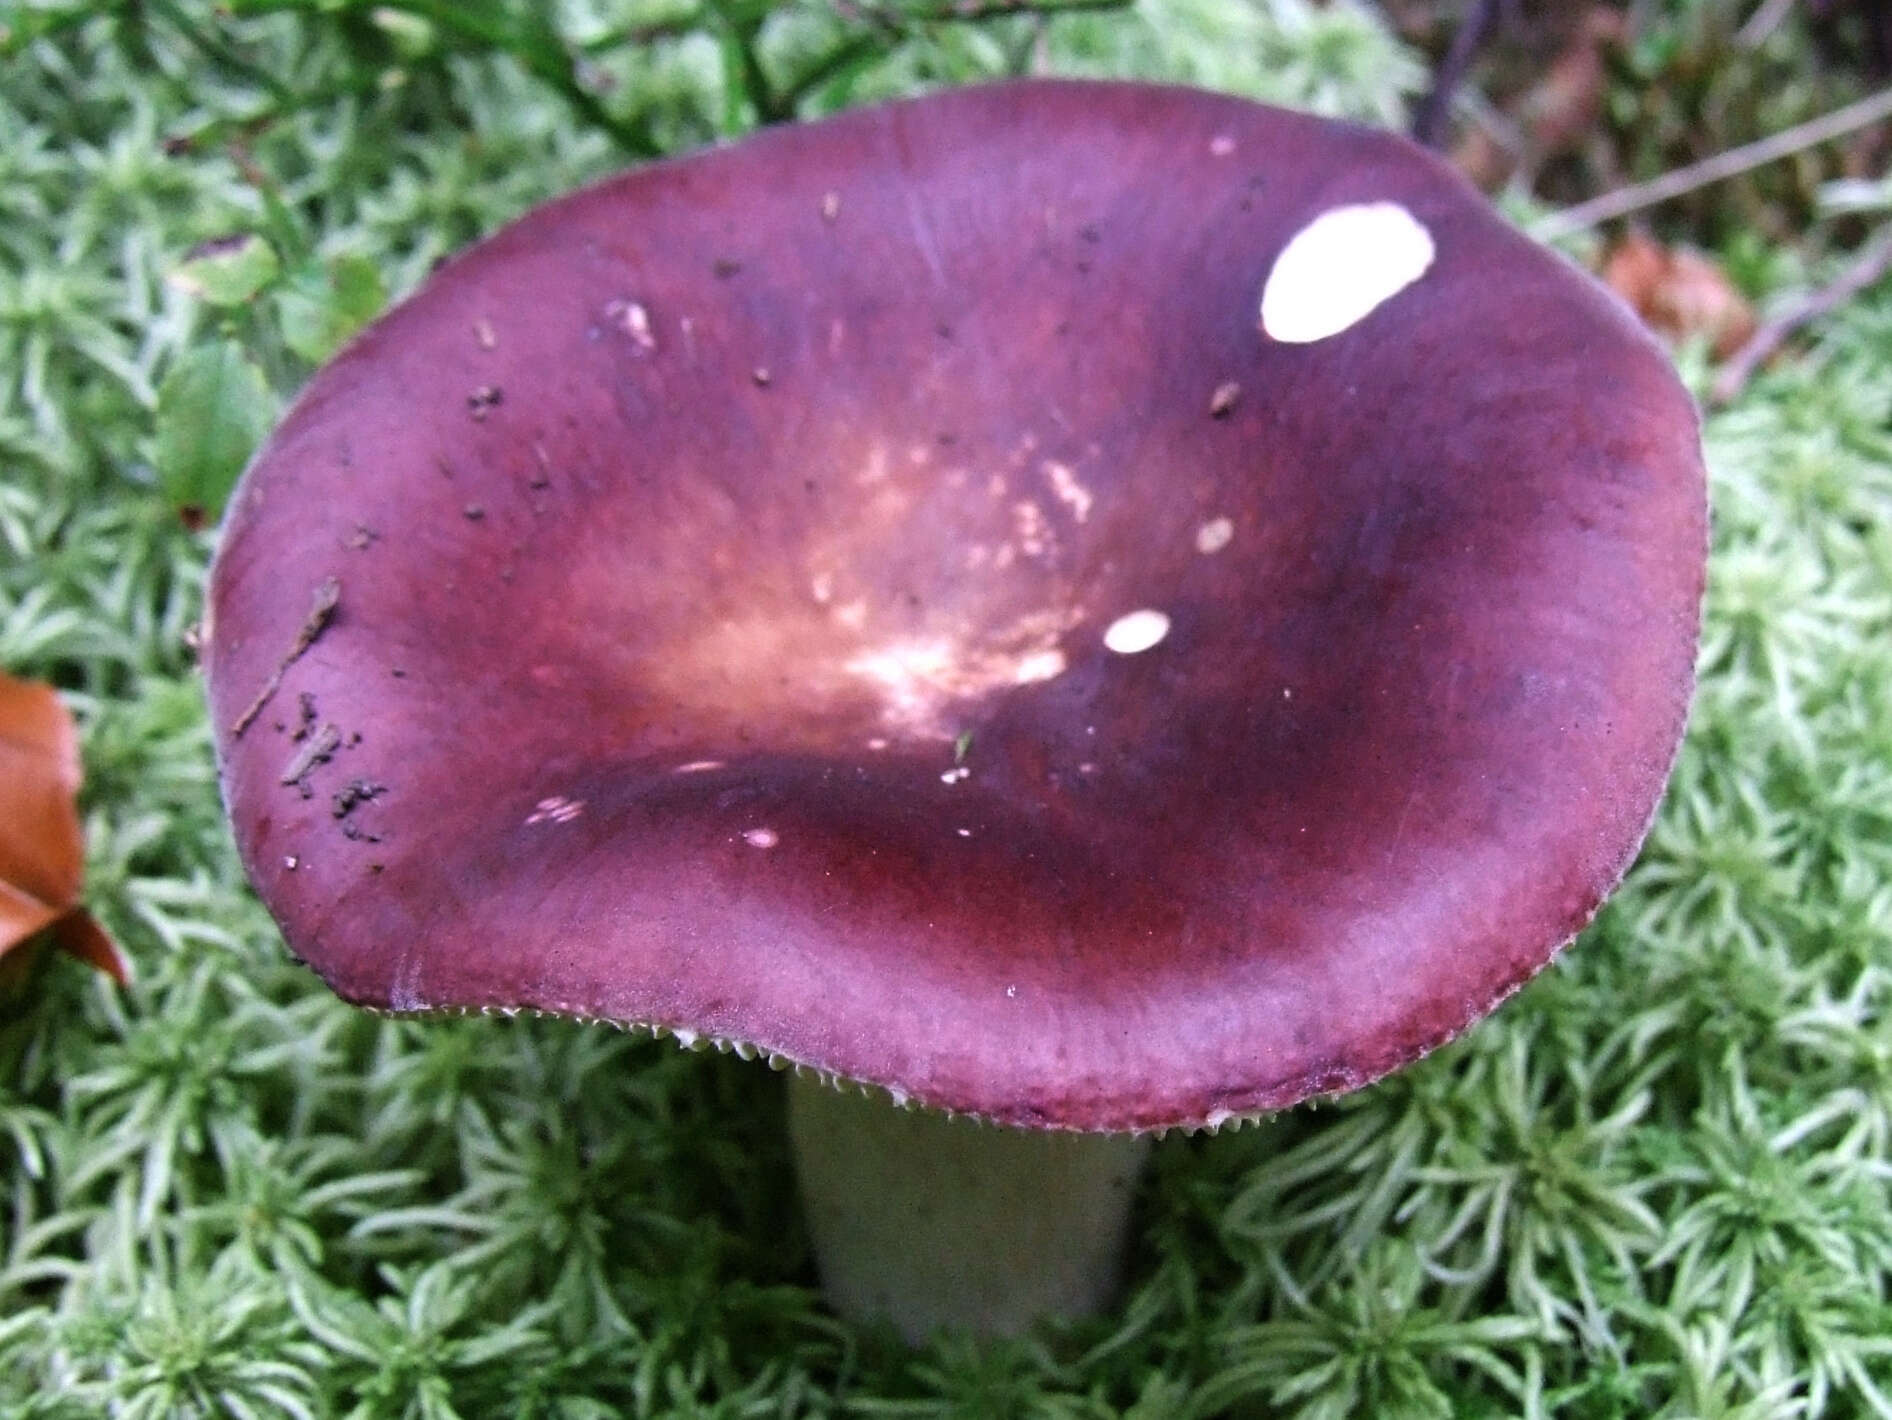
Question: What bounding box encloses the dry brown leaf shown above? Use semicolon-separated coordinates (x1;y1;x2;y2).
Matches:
1602;230;1758;360
0;670;128;985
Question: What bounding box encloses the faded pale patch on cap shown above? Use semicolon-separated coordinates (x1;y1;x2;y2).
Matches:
1260;202;1435;344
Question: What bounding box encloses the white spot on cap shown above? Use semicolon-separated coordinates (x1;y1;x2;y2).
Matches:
526;795;585;825
941;766;970;785
1104;609;1170;655
673;760;725;774
604;299;656;350
1260;202;1435;344
1209;134;1236;157
1196;517;1234;554
742;827;778;848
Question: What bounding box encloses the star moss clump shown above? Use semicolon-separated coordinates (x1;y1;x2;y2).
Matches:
2;3;1889;1416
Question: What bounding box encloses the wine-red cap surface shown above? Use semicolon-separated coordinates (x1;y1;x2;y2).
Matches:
205;81;1706;1131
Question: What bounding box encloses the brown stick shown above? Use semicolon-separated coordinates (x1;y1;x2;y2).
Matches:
1710;222;1892;405
1736;0;1798;48
1533;85;1892;241
230;576;341;737
279;723;343;787
1413;0;1505;149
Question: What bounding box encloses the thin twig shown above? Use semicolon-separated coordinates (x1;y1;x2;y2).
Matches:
1736;0;1798;48
920;0;1131;19
720;6;786;123
279;723;342;787
148;0;295;102
231;576;342;737
832;0;1130;39
775;33;884;113
769;0;1131;118
1710;222;1892;404
1532;85;1892;241
1413;0;1504;149
579;14;707;56
162;69;398;156
370;0;663;155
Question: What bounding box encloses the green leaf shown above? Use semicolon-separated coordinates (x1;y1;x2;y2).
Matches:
276;255;388;365
166;234;281;307
154;340;275;528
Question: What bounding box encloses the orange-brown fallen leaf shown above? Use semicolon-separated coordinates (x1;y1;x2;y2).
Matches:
1602;230;1758;360
0;670;128;986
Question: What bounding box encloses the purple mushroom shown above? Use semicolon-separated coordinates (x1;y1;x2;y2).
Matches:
203;80;1706;1340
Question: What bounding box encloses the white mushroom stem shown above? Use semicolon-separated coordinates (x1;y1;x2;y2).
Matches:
786;1072;1152;1342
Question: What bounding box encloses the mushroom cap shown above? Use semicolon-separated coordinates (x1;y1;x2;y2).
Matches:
204;81;1705;1132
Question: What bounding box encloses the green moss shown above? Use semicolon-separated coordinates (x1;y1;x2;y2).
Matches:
3;2;1890;1415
